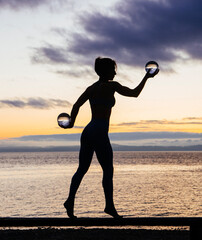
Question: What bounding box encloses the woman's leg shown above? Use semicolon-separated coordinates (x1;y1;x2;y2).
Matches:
64;129;94;218
95;136;121;218
67;145;94;200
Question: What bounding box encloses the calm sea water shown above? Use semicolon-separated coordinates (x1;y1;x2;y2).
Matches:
0;151;201;218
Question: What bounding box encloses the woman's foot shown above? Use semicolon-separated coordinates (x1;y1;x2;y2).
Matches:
64;199;77;219
104;207;123;219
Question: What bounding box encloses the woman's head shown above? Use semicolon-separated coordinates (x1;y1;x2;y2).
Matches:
94;57;117;79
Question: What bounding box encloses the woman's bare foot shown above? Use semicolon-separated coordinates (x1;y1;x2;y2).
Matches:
64;199;77;219
104;207;123;219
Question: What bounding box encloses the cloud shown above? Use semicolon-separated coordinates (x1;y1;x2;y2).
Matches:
56;66;94;78
183;117;202;121
0;98;71;109
32;0;202;67
71;0;202;65
0;0;66;10
32;45;70;64
113;118;202;127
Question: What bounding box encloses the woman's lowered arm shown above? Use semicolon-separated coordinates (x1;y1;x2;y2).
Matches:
67;87;90;128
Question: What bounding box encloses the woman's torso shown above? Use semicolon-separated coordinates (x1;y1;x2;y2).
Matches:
88;81;116;120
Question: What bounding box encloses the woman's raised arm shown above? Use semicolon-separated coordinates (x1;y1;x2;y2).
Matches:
114;70;159;97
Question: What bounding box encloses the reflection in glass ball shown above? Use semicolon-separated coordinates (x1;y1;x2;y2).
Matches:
145;61;159;74
57;113;71;128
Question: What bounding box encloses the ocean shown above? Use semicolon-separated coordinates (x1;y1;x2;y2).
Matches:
0;151;201;218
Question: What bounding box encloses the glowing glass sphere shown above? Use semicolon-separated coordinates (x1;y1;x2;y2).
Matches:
57;113;71;128
145;61;159;74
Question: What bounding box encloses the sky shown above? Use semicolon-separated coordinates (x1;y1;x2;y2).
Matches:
0;0;202;148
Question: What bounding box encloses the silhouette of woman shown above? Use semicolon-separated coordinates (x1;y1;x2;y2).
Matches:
64;57;159;218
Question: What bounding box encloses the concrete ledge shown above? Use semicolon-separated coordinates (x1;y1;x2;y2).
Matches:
0;217;201;227
0;217;201;240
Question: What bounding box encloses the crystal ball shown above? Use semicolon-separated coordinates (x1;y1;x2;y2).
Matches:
145;61;159;74
57;113;71;128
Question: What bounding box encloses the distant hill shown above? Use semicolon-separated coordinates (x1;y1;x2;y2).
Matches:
0;144;202;152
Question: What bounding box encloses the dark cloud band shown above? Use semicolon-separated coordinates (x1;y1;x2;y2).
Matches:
114;118;202;127
32;46;69;64
70;0;202;65
0;0;65;10
32;0;202;67
0;98;71;109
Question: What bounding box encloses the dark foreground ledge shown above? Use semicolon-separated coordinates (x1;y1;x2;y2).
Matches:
0;217;201;240
0;217;201;227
